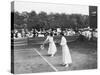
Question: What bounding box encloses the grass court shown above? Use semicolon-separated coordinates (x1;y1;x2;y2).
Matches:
12;36;97;74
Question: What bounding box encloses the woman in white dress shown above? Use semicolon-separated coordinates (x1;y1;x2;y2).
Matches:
60;32;72;67
43;33;57;57
17;32;22;38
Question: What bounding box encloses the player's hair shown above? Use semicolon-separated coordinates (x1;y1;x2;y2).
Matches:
50;32;53;36
60;32;64;36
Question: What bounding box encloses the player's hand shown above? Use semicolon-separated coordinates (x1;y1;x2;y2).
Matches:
40;45;44;50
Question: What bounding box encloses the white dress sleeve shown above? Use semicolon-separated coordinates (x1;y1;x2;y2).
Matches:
60;37;66;45
44;36;49;43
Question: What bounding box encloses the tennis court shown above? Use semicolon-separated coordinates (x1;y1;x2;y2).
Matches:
13;36;97;74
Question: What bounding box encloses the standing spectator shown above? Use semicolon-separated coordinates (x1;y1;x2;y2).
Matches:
33;29;36;37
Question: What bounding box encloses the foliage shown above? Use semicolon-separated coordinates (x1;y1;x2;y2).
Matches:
13;11;90;30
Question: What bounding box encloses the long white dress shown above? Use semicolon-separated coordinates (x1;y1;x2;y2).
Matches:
60;36;72;64
45;36;57;55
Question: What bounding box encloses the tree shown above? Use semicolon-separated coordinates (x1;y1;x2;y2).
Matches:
27;11;38;30
13;11;89;31
14;11;26;29
38;11;48;29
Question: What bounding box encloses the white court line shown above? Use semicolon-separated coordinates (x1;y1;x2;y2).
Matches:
33;48;58;72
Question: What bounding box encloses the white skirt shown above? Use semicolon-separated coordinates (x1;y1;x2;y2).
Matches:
62;45;72;64
48;42;57;55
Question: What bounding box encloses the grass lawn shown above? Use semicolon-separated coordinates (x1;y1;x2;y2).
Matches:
13;36;97;74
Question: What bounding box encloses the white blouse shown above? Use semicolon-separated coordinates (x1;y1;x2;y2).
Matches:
44;36;54;43
60;36;67;45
